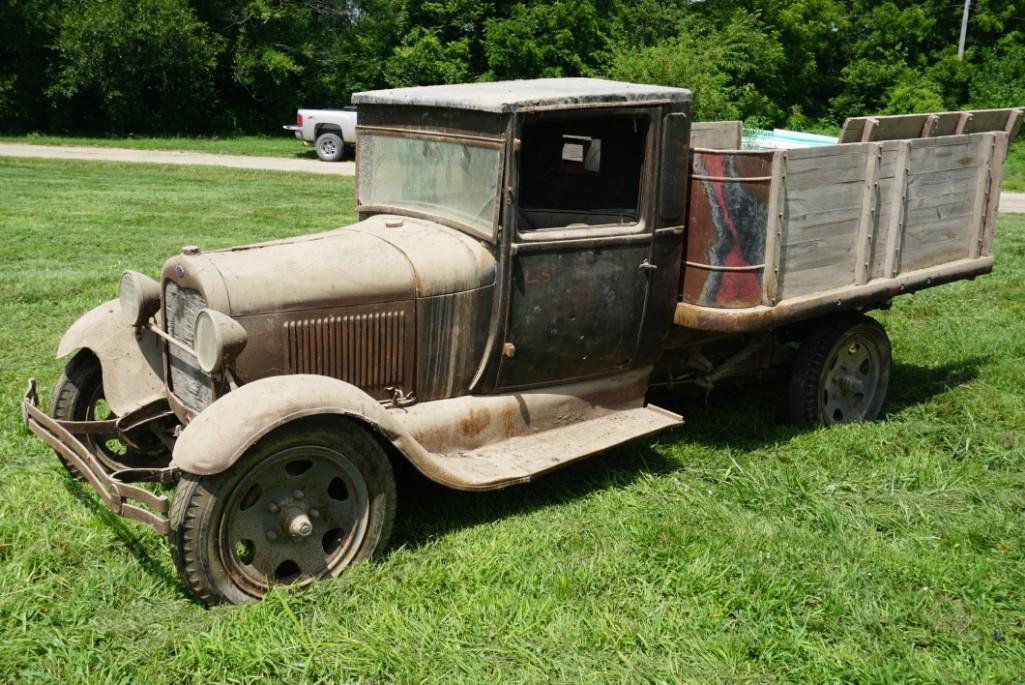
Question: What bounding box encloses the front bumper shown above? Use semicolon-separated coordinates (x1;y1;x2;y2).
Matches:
21;379;178;535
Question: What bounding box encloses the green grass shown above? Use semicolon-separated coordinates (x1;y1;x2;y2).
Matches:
2;157;1024;683
0;133;310;159
1004;140;1025;192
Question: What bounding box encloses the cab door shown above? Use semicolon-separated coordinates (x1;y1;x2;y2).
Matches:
495;109;658;390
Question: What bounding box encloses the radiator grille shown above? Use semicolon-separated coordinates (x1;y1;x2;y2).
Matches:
285;311;406;392
164;281;213;410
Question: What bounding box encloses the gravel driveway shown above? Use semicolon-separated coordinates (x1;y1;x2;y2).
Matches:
0;142;354;176
2;142;1024;211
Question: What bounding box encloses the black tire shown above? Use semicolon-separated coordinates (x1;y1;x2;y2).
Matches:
169;416;396;605
49;352;170;475
788;314;891;426
315;132;344;162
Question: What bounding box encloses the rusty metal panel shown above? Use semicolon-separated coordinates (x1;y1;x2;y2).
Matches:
284;308;411;397
416;287;493;402
684;150;773;308
498;241;651;389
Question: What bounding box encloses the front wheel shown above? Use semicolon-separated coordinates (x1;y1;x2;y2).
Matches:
50;351;170;475
789;314;891;426
169;417;396;605
314;132;344;162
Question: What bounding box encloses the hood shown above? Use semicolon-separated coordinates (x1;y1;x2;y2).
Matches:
163;215;496;317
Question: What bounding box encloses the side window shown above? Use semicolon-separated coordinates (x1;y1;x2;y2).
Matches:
518;117;648;230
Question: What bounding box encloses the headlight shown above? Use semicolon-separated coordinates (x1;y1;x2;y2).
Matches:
193;309;248;373
118;271;161;326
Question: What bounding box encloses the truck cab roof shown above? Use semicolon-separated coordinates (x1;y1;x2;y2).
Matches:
352;78;692;114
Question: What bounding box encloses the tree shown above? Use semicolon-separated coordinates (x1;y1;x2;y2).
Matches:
49;0;221;133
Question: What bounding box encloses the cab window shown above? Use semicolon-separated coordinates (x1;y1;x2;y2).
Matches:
518;116;648;230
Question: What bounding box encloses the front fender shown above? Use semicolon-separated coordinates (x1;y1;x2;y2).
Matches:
171;375;443;482
57;300;165;415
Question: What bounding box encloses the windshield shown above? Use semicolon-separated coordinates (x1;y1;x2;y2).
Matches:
357;134;503;237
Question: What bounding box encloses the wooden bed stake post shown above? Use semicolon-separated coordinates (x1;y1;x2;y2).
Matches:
969;134;997;259
884;141;911;278
860;118;879;143
854;144;881;284
761;150;785;306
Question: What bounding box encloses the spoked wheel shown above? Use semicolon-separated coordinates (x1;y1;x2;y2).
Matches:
789;314;891;426
170;417;396;605
50;352;170;475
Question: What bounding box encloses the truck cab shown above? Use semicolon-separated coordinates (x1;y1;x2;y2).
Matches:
353;79;692;394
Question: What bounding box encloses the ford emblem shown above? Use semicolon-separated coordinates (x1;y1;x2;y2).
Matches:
175;264;185;278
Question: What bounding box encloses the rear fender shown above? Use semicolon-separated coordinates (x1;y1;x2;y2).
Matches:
57;300;166;415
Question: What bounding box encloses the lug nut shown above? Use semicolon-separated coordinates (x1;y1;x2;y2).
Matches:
266;530;278;541
310;509;320;519
293;490;304;500
267;503;279;514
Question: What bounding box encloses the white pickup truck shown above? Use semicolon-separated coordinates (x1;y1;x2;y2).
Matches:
282;107;358;161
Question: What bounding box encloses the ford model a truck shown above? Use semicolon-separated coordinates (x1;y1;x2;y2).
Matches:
22;79;1022;604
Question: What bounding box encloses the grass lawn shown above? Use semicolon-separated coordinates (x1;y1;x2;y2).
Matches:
0;133;310;159
1004;140;1025;191
1;157;1024;683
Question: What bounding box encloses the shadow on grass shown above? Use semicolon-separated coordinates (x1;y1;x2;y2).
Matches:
390;355;986;552
61;477;181;591
52;355;986;596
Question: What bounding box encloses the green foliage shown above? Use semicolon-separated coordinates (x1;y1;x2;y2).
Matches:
385;27;471;86
484;1;610;80
609;14;784;122
2;0;1025;135
49;0;221;133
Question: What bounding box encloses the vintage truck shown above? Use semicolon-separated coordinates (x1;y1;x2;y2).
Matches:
22;79;1022;605
283;106;358;161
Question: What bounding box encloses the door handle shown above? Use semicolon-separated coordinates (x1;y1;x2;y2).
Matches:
638;259;658;272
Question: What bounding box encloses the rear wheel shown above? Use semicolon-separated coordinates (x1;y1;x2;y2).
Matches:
789;315;891;426
315;132;344;162
49;352;170;475
169;417;396;605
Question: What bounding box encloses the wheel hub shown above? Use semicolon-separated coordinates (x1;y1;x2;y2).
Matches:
834;371;865;395
821;333;883;424
219;445;371;595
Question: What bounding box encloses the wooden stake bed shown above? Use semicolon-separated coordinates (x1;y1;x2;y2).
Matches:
677;108;1022;333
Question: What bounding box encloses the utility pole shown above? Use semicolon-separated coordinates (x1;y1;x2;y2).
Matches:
958;0;972;60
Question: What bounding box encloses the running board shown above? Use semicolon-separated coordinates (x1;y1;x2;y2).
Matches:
422;404;682;489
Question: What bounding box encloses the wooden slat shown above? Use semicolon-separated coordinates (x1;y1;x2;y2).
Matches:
761;151;785;306
883;141;911;277
855;143;881;284
778;260;856;299
839;107;1025;143
784;181;866;215
690;121;742;150
785;158;869;188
